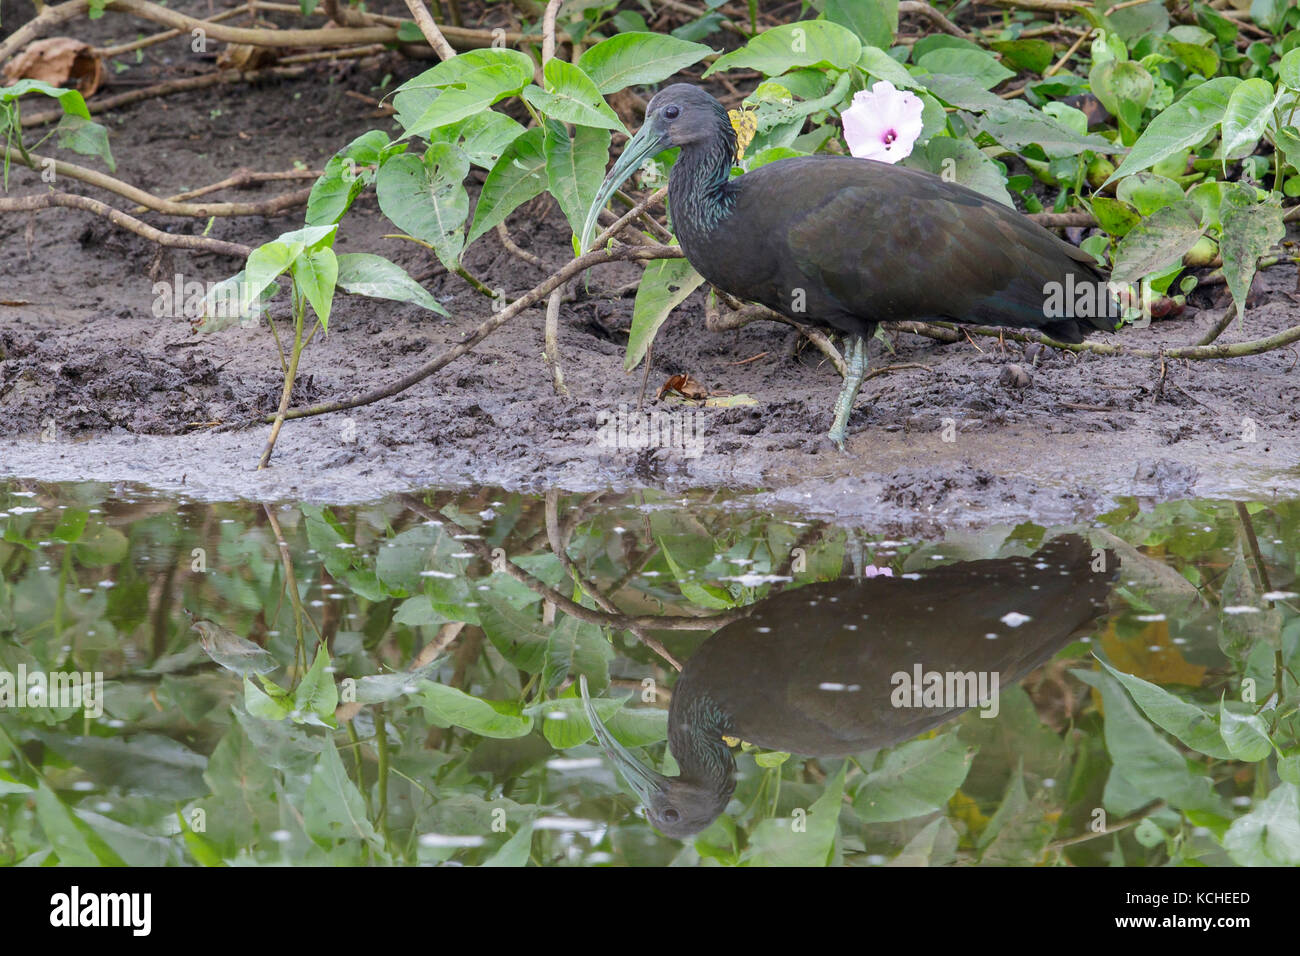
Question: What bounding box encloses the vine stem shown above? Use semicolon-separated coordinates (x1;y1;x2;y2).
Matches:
262;240;682;424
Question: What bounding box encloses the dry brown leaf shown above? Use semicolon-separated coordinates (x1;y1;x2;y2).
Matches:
2;37;103;97
216;44;279;71
657;373;709;401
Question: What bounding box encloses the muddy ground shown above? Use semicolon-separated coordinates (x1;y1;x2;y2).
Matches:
2;0;1298;528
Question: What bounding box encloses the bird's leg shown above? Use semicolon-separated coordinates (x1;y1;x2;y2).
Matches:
827;334;869;451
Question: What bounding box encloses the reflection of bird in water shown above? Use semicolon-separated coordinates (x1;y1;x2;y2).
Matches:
185;608;278;676
584;534;1117;838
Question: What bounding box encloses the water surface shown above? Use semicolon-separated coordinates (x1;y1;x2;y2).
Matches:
0;481;1296;866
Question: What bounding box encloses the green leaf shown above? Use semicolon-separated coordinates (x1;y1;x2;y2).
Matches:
977;768;1055;865
1279;48;1300;92
544;122;612;239
914;136;1012;207
467;127;548;244
1105;76;1241;184
537;693;619;748
1218;698;1272;761
1222;783;1300;865
335;253;447;315
1115;172;1184;216
577;33;714;94
1279;754;1300;785
1220;78;1279;160
852;734;973;823
53;115;115;172
888;817;959;866
661;538;735;609
1101;0;1169;39
427;110;527;169
375;144;469;271
918;48;1015;91
482;820;534;867
1096;658;1232;759
1110;199;1204;285
1165;40;1218;79
476;592;551;672
1090;196;1141;238
244;676;292;721
72;521;127;565
393;48;536;139
244;225;338;301
705;21;862;77
1218;186;1285;323
1089;59;1153;137
990;38;1054;74
303;738;383;849
522;60;625;131
1074;669;1222;816
306;129;397;226
417;682;534;738
822;0;898;49
624;257;704;371
34;783;125;866
0;78;91;118
291;246;338;331
743;763;845;866
33;732;208;800
294;644;339;723
921;74;1115;155
857;45;918;89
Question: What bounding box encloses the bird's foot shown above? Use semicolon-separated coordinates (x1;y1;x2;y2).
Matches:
825;425;849;454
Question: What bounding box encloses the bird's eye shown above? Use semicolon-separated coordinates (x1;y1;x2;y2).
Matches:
663;105;680;120
662;807;680;822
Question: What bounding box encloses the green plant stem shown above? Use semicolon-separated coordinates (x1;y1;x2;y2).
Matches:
257;297;306;470
346;721;374;818
375;706;390;844
267;314;288;374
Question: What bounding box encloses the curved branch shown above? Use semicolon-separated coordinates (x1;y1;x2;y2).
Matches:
898;1;969;38
4;147;310;217
264;241;684;423
403;496;740;637
0;192;251;256
401;0;456;60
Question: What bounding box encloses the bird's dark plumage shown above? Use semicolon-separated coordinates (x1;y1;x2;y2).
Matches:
583;84;1117;446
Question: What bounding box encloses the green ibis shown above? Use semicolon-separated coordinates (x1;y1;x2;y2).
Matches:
582;534;1116;838
581;85;1118;449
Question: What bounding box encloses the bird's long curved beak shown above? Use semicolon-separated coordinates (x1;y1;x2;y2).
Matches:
579;124;668;254
579;675;671;805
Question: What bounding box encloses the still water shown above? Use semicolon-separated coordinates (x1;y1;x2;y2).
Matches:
0;480;1297;866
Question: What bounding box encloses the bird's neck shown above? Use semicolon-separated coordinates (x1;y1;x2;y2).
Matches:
669;690;737;795
668;127;738;251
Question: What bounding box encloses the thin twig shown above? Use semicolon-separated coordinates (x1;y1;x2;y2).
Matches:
4;147;310;218
402;0;456;60
263;241;684;423
0;192;252;257
898;1;969;38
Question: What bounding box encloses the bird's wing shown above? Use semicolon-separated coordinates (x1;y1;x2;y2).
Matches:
777;160;1099;328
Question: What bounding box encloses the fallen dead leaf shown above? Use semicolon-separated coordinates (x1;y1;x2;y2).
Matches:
2;37;103;97
216;43;279;71
657;373;709;401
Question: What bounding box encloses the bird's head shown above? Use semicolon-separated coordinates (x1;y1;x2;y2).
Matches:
579;676;733;839
580;84;732;253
